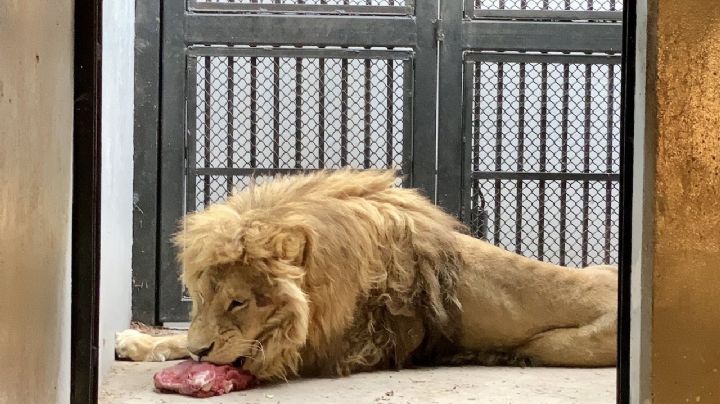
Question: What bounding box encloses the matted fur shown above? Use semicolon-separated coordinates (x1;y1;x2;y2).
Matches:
116;169;617;379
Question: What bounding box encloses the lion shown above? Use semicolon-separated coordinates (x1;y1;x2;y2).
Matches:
116;169;617;380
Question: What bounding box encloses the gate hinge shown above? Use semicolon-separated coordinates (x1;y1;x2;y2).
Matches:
433;18;445;43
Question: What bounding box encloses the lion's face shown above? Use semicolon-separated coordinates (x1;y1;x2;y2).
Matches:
185;260;310;380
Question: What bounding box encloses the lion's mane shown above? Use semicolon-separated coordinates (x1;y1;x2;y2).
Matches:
175;170;466;377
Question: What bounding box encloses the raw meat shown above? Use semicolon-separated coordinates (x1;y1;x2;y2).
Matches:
153;360;257;398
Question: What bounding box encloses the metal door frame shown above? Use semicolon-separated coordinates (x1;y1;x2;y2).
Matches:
133;0;624;324
138;0;442;323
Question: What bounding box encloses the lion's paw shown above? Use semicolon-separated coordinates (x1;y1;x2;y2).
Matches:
115;329;168;362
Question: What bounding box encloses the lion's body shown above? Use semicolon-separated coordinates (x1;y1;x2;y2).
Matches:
116;170;617;380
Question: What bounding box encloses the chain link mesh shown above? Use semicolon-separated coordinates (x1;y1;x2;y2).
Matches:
197;0;407;4
468;57;621;268
474;0;623;11
191;50;407;210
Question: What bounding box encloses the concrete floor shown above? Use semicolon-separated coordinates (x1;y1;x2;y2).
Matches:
100;361;615;404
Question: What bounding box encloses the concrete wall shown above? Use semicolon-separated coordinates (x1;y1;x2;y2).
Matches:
99;0;136;383
0;1;74;403
649;0;720;402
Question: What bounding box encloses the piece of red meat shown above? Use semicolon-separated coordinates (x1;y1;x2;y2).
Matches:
153;360;257;398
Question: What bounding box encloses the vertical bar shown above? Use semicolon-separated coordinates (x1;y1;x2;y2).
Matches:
464;61;478;232
364;56;372;169
186;58;199;214
295;56;303;169
386;3;394;169
341;58;349;167
560;62;570;266
203;56;212;207
493;62;504;245
412;0;439;198
605;64;616;264
227;56;235;195
386;58;394;168
273;56;280;168
158;0;191;321
250;56;258;169
538;62;548;261
132;0;161;325
436;0;464;212
582;63;592;267
516;62;526;255
318;58;326;169
401;57;414;186
472;62;486;238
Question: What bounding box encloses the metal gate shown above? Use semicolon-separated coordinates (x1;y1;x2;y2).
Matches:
132;0;623;324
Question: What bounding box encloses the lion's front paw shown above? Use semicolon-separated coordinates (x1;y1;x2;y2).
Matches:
115;329;168;362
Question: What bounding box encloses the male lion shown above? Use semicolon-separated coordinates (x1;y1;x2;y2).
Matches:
117;170;617;380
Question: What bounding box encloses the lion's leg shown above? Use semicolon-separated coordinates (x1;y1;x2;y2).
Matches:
515;312;616;367
115;329;189;362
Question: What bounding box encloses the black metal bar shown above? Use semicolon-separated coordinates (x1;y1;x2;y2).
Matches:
132;0;160;326
465;52;621;66
493;62;504;245
273;56;280;168
295;56;303;169
341;58;349;167
471;171;620;181
228;56;235;194
319;57;326;169
471;62;486;238
582;63;592;267
386;58;394;168
72;0;101;400
401;57;415;187
185;57;199;213
461;21;622;53
538;62;548;261
186;14;417;47
464;61;481;236
196;167;408;177
436;0;465;214
364;56;372;169
618;0;636;401
516;62;526;255
560;63;570;266
606;64;617;264
188;46;414;61
472;10;623;21
250;56;258;169
203;56;212;207
411;0;439;198
189;2;413;16
158;0;191;322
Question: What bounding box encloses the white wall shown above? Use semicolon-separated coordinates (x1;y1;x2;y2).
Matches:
0;1;73;403
99;0;135;383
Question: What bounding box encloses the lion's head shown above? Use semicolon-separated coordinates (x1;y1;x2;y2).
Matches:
174;170;464;380
176;211;312;380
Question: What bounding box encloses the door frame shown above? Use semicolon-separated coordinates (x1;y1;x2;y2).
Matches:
115;2;643;403
71;0;102;402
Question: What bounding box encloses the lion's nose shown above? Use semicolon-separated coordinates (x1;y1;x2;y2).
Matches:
190;342;215;359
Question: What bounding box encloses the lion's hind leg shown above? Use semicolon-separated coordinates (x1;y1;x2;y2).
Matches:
515;312;617;367
115;329;189;362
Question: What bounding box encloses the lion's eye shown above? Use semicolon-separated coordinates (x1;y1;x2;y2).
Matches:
227;300;248;311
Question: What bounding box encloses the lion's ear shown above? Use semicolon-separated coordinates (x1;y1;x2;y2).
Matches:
269;228;308;266
244;222;309;266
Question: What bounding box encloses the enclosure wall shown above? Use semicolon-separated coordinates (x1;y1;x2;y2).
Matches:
0;1;74;402
651;0;720;401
